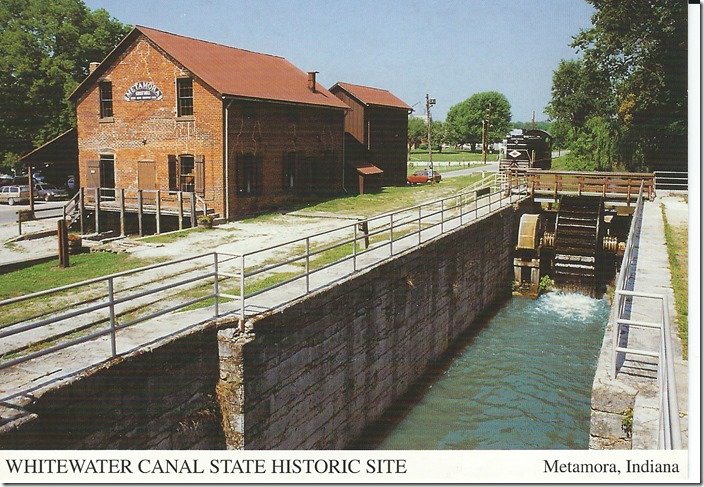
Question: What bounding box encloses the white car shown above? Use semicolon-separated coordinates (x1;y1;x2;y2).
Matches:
0;185;32;205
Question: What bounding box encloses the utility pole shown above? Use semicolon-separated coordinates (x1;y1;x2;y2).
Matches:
426;94;436;183
482;102;493;164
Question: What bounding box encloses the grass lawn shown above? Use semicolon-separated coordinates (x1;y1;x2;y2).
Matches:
298;174;482;217
408;149;499;163
661;204;688;359
0;252;155;301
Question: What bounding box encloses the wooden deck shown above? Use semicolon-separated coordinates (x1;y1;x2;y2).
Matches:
72;187;212;235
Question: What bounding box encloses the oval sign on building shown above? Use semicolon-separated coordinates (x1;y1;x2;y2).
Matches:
124;81;163;101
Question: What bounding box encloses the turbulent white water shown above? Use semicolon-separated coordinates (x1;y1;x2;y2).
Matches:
376;293;610;450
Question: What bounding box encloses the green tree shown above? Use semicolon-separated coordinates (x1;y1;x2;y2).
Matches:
569;116;620;171
545;58;614;166
571;0;687;171
445;92;512;147
512;121;551;132
407;117;426;152
0;0;128;171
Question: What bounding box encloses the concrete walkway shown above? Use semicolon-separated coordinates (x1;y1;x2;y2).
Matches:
590;193;689;449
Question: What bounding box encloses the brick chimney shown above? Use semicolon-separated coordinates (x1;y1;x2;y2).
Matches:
89;62;100;74
307;71;318;92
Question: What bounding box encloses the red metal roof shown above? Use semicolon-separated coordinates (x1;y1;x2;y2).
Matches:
72;26;348;110
351;162;384;175
331;82;411;110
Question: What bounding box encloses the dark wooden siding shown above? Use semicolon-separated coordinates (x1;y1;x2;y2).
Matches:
367;106;408;186
333;90;365;145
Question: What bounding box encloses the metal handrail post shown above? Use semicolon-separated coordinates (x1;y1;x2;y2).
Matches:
389;214;394;255
108;277;117;357
353;223;358;272
79;187;85;235
95;187;100;234
418;206;422;244
440;200;444;234
239;254;246;332
177;191;184;230
611;290;621;377
305;237;310;292
213;253;220;317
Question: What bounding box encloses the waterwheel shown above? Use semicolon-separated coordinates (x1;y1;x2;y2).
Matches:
552;195;604;291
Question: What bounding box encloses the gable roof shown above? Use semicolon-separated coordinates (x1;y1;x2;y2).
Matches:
20;128;77;164
70;26;348;110
330;82;411;110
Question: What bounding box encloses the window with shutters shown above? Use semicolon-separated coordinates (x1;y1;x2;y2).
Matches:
168;154;204;194
179;155;195;192
99;81;113;119
236;154;262;195
176;78;193;117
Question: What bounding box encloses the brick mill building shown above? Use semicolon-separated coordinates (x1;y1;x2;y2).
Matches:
69;25;350;222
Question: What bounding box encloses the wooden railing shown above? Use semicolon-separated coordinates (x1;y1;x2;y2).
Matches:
523;169;655;202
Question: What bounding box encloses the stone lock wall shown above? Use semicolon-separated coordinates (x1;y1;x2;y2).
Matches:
217;202;527;449
0;326;224;450
0;202;528;450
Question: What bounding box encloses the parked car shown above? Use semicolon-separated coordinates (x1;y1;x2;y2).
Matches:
0;185;32;205
35;182;69;201
0;174;13;186
407;169;442;185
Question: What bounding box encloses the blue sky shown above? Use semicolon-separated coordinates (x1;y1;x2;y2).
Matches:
83;0;596;122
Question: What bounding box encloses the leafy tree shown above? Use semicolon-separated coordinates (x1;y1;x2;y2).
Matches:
445;92;512;147
512;121;551;132
545;58;615;161
569;115;620;171
0;0;128;171
407;117;426;152
547;120;572;152
545;60;611;130
551;0;687;172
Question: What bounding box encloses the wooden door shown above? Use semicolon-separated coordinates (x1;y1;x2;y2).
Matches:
138;160;157;204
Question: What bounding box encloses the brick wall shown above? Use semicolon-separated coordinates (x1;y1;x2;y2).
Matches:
217;202;528;449
75;34;347;222
225;101;345;218
76;35;225;216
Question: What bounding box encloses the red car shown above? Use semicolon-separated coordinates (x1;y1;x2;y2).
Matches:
407;169;442;185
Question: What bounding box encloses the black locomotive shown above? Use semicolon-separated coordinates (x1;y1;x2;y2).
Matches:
501;129;552;171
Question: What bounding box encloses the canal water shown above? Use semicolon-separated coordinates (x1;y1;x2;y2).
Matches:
373;292;610;450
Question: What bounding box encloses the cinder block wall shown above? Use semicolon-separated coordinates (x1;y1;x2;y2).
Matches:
0;327;224;450
217;202;527;449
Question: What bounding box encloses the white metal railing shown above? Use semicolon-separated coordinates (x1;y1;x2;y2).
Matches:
1;175;529;379
0;252;225;372
609;180;682;449
654;171;688;192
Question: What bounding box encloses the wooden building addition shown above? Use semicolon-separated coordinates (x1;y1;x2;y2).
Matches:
329;82;411;192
